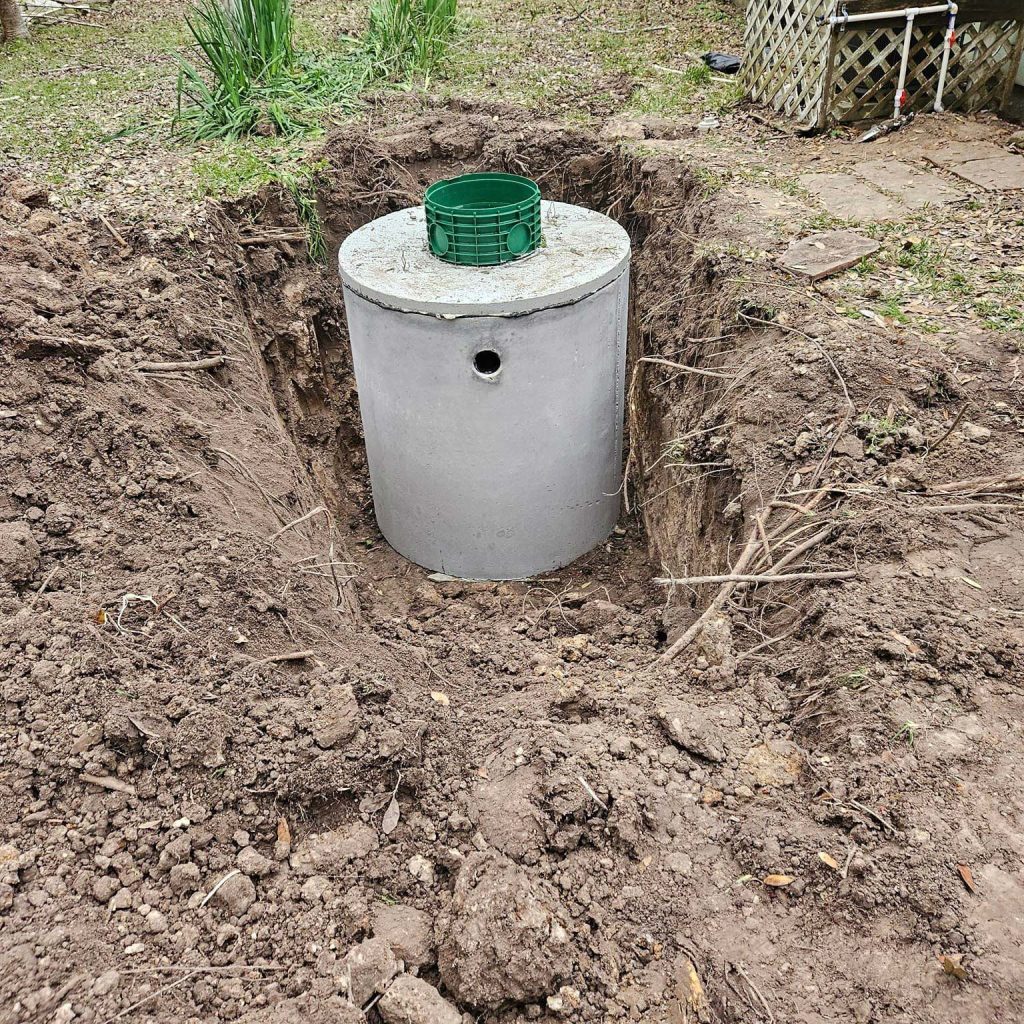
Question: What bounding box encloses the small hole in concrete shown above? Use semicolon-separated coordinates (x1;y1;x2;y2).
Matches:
473;350;501;376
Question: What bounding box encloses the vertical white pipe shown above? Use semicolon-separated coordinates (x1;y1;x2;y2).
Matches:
934;3;958;111
894;10;917;119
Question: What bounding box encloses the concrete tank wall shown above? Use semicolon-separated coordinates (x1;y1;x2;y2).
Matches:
339;202;631;580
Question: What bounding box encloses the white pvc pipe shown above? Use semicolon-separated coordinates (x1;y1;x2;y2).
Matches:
893;11;917;118
824;2;959;119
934;4;959;111
825;4;952;26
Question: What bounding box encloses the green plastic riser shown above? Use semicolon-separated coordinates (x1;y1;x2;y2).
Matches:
425;172;541;267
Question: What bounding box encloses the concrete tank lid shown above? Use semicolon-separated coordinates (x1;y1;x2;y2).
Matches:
338;201;630;317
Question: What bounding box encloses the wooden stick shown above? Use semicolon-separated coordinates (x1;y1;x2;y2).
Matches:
81;773;136;795
243;649;314;672
639;355;736;380
97;213;128;247
658;529;761;663
267;505;328;543
927;473;1024;495
136;355;225;373
655;570;856;586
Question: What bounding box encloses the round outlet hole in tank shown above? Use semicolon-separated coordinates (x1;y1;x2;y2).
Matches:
473;349;501;376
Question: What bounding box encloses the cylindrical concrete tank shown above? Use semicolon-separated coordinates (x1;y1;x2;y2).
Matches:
338;201;630;580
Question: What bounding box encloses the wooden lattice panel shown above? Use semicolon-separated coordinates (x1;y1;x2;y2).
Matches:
829;18;1023;120
744;0;832;126
745;0;1024;128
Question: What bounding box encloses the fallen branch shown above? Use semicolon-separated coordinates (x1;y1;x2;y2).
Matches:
267;505;328;543
136;355;225;373
97;213;128;248
200;869;240;908
81;773;136;796
655;570;856;586
639;355;736;380
242;649;314;672
927;473;1024;495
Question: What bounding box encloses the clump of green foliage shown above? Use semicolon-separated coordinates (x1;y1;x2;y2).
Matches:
280;168;328;263
174;0;458;141
174;0;363;139
362;0;458;81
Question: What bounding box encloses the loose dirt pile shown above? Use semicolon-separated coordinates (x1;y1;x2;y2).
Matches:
1;107;1022;1024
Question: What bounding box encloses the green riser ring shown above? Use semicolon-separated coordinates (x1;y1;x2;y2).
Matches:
424;172;542;266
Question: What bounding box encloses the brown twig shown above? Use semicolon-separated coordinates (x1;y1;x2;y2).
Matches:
136;355;225;373
242;649;314;672
655;570;855;586
97;213;128;248
81;773;136;796
267;505;328;543
926;403;969;456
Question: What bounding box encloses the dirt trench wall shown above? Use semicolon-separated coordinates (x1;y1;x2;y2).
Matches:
227;111;748;611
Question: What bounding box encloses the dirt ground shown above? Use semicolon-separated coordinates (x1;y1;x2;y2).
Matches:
2;9;1024;1024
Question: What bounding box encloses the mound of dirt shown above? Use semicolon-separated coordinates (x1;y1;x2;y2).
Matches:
437;851;574;1009
2;106;1023;1024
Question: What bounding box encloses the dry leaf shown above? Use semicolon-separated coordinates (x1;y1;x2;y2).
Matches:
960;576;982;590
93;609;107;624
957;863;977;893
430;691;450;706
818;851;840;871
680;956;707;1016
276;817;291;847
381;794;401;835
762;874;795;887
939;954;968;980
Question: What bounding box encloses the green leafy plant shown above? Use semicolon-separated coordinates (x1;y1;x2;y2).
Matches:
834;666;870;691
280;169;327;263
363;0;459;81
892;720;920;748
174;0;363;140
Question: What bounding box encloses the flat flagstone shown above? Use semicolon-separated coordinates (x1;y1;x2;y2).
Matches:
778;230;881;281
921;140;1011;169
854;159;963;208
942;155;1024;191
798;172;903;222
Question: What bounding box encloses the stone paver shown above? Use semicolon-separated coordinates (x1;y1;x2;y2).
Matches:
854;159;963;208
922;140;1010;168
942;155;1024;191
798;172;903;222
777;230;881;282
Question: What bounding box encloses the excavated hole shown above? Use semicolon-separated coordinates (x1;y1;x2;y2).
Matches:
230;130;741;646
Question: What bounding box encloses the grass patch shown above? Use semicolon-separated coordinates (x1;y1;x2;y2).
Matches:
855;411;911;458
363;0;458;81
174;0;366;140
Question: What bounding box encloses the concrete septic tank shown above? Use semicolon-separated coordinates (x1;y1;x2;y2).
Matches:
338;200;631;581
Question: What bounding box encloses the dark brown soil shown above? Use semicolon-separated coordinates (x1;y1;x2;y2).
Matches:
1;106;1022;1024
